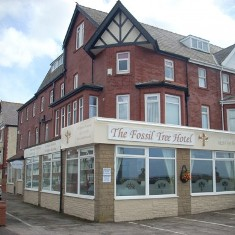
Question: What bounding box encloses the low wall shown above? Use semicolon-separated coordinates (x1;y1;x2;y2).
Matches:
192;194;235;214
114;198;178;222
64;196;95;221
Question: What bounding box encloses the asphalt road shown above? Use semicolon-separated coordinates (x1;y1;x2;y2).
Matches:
0;193;235;235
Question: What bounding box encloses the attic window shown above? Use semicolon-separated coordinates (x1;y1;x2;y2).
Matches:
181;36;210;53
51;55;63;72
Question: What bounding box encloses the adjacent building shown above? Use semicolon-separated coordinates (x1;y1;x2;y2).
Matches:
16;1;235;222
0;101;22;194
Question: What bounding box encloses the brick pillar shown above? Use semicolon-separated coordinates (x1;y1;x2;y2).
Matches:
177;148;191;215
94;144;114;222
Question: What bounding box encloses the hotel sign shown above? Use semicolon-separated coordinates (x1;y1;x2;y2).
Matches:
108;126;195;146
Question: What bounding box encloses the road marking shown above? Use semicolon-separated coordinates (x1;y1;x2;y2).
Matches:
129;222;188;234
214;212;235;216
177;217;235;228
7;212;32;227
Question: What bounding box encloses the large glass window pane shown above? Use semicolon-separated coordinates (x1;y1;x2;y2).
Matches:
89;96;98;118
66;160;78;194
80;158;94;195
116;158;145;196
145;95;160;123
149;159;175;195
66;149;78;194
191;160;213;193
42;159;51;191
117;95;129;120
228;109;235;131
165;95;180;125
191;150;213;193
215;160;235;192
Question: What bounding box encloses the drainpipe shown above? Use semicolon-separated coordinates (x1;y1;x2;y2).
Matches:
185;61;189;126
92;59;94;84
220;66;225;130
59;148;63;213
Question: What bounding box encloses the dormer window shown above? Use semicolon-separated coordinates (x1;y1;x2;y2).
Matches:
181;35;210;53
51;54;63;72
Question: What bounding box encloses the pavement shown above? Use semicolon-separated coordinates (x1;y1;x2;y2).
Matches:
0;193;235;235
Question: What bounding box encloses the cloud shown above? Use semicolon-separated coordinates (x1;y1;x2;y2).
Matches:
0;0;74;69
0;27;61;68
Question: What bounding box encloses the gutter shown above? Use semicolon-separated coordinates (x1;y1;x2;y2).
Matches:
220;66;225;130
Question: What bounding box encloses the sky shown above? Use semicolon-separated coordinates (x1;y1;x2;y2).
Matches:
0;0;235;104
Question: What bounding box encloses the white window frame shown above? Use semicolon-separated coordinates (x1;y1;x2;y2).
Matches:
89;96;98;118
67;104;71;126
201;106;210;129
222;74;230;93
79;97;83;122
116;52;130;74
26;108;29;120
55;110;60;137
116;95;130;120
7;163;13;183
76;22;84;50
61;83;65;98
45;124;49;142
20;112;23;124
73;101;77;124
164;59;174;81
50;90;54;104
74;74;79;89
41;96;44;112
227;109;235;132
35;128;39;145
61;107;65;128
28;130;31;146
33;102;36;117
25;156;39;190
198;68;207;88
42;152;61;192
65;147;95;199
115;146;177;199
145;94;160;123
191;150;235;195
165;95;181;125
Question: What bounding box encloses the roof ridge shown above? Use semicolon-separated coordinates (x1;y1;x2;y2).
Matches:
78;4;108;16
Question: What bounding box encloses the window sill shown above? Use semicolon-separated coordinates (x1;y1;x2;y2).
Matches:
24;188;38;192
115;194;178;200
64;193;94;200
41;190;60;195
191;191;235;196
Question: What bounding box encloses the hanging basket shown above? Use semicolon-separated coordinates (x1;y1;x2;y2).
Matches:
180;165;191;183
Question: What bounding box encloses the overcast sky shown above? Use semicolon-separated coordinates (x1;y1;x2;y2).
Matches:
0;0;235;104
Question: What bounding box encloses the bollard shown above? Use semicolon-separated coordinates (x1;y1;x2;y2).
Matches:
0;200;6;226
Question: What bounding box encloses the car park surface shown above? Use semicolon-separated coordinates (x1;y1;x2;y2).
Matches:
1;193;235;235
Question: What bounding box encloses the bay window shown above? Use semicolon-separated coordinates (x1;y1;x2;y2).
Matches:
165;95;181;125
89;96;98;118
79;97;83;122
145;94;160;123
